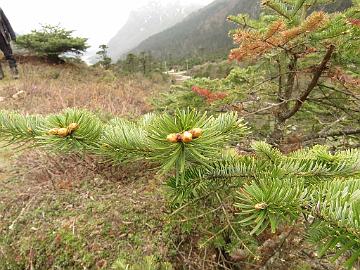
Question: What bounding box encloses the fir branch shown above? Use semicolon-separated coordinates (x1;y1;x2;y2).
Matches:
0;110;46;144
307;179;360;268
38;109;104;153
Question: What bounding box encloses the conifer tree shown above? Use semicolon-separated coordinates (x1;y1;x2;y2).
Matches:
228;0;360;145
16;25;88;63
158;1;360;149
96;44;112;69
1;108;360;268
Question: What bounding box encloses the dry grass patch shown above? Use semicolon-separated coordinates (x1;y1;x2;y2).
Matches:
0;149;170;269
0;62;167;117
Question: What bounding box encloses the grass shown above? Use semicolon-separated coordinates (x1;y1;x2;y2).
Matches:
0;152;170;269
0;61;166;117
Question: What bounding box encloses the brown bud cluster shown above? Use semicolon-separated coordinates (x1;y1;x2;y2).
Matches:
48;122;79;137
166;128;203;143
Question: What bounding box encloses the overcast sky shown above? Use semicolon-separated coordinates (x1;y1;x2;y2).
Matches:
1;0;213;52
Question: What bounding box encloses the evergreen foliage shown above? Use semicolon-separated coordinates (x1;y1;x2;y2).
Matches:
1;108;360;267
167;141;360;268
0;111;45;145
229;0;360;144
157;0;360;148
0;109;247;173
2;1;359;267
116;52;163;75
96;44;112;69
155;66;262;112
0;109;103;152
15;25;89;62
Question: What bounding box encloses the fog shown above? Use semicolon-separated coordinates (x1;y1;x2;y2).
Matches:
1;0;214;50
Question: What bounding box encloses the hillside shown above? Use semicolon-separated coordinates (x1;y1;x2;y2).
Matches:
130;0;261;60
106;1;202;61
129;0;353;61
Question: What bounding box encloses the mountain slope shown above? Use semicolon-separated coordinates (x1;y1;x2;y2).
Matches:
130;0;261;60
107;1;202;61
130;0;353;61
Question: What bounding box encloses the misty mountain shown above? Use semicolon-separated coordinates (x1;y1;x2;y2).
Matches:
128;0;352;62
129;0;261;61
107;1;203;61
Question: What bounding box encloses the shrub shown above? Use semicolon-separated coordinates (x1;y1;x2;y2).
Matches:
15;25;89;63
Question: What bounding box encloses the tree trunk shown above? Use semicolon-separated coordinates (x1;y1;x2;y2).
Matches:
271;54;297;146
270;46;335;146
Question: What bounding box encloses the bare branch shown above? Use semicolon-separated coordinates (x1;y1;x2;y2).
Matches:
280;45;336;120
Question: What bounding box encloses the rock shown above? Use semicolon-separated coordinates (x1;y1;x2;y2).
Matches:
12;90;26;100
0;96;5;102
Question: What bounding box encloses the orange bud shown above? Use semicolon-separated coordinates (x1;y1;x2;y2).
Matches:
181;131;193;143
57;128;69;137
48;128;60;135
189;128;203;138
166;133;179;143
68;123;79;133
